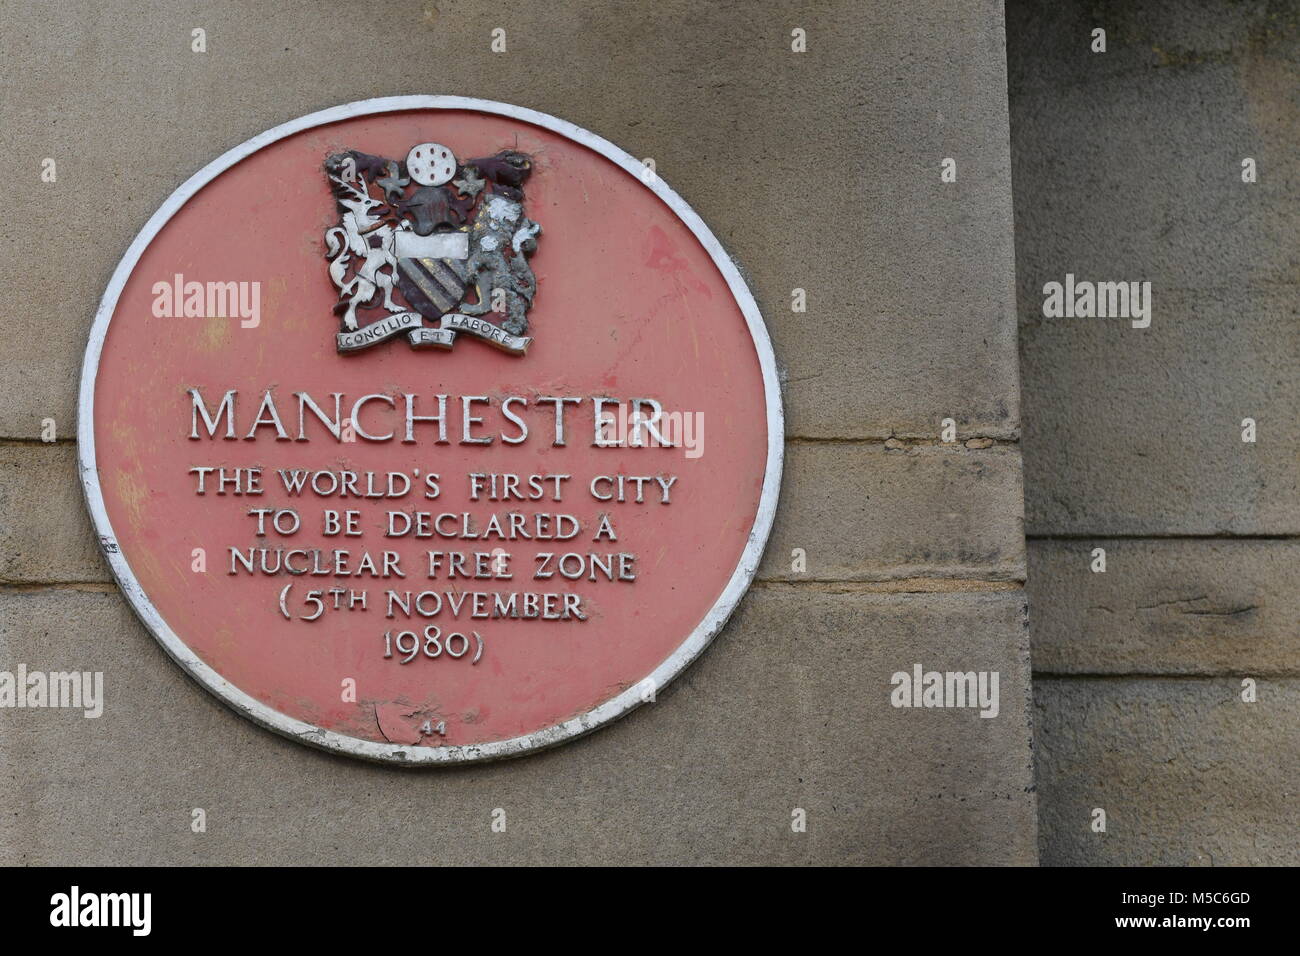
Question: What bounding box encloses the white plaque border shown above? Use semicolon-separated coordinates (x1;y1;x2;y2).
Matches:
77;96;785;765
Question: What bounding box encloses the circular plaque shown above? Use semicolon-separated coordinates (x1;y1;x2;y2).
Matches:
79;97;782;764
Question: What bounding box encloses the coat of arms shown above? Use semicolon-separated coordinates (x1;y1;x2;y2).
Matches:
323;142;541;355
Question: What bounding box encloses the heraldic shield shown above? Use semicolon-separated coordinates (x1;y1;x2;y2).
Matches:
393;230;471;319
323;143;541;356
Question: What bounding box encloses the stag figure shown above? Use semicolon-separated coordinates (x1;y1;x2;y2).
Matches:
324;158;405;332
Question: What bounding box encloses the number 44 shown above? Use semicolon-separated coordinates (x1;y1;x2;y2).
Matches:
420;719;447;737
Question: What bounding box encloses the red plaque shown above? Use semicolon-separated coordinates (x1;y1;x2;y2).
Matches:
79;97;782;763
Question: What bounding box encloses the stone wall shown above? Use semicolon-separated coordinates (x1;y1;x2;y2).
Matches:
0;1;1034;864
1008;0;1298;865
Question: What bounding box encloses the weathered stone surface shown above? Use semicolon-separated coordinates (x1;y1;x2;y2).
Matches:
1035;677;1299;866
0;585;1035;865
1008;0;1297;294
0;444;104;583
0;0;1020;441
1008;0;1300;534
1029;539;1300;675
1009;0;1299;868
760;442;1025;582
1020;289;1299;535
